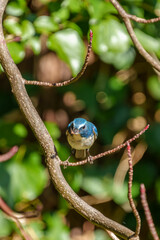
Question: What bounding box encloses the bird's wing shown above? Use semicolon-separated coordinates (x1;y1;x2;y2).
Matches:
93;126;98;139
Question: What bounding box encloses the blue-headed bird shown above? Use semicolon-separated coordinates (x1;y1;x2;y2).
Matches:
66;118;98;162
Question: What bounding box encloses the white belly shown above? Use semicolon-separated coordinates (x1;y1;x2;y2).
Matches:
67;134;95;150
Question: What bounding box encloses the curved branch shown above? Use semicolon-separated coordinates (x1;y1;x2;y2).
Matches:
110;0;160;72
0;197;32;240
0;2;138;239
127;143;141;237
0;146;18;162
24;30;93;87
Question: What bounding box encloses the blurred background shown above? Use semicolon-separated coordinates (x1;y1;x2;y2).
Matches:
0;0;160;239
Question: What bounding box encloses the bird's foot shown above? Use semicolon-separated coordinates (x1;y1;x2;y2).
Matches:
86;149;94;164
63;154;72;168
87;155;94;164
63;159;70;169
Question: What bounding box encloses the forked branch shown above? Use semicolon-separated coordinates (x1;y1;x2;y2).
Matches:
110;0;160;72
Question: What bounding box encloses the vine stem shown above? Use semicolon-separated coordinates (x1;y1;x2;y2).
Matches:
140;184;160;240
127;142;141;237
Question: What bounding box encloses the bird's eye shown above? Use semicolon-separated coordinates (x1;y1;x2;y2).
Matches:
82;125;86;130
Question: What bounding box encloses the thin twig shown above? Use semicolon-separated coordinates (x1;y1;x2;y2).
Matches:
127;14;160;24
140;184;159;240
0;197;32;240
110;0;160;72
106;230;120;240
127;142;141;237
24;30;93;87
60;124;149;167
0;146;18;162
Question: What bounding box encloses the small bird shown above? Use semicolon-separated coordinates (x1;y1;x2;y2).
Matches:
66;118;98;162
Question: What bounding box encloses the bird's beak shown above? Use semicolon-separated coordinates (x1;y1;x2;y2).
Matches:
71;128;79;135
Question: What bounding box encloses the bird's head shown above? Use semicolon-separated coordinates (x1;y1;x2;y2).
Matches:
67;118;98;138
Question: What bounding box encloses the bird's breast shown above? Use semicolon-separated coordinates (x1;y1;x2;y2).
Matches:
67;133;95;150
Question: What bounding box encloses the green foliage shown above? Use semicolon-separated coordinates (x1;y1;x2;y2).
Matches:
7;42;25;64
0;150;48;206
47;28;85;75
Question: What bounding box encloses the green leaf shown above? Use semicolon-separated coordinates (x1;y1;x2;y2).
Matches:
0;151;48;206
135;29;160;56
156;178;160;203
3;18;22;36
21;20;35;41
0;212;13;238
0;121;27;147
34;16;59;34
5;0;27;17
7;42;25;64
43;212;70;240
13;123;28;138
100;47;135;69
95;229;110;240
82;176;112;198
92;19;130;54
147;75;160;100
26;37;41;55
47;28;85;75
88;0;117;19
65;0;83;13
92;19;133;68
51;8;70;23
45;122;61;139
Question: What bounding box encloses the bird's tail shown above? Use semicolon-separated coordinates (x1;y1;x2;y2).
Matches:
75;150;86;159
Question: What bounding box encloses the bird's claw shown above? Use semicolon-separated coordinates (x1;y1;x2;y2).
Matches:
63;159;69;169
87;155;94;164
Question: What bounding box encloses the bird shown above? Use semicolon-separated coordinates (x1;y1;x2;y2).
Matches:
66;118;98;162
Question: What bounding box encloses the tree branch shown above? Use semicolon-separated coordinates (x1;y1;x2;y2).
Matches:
0;1;138;239
127;143;141;237
140;184;159;240
110;0;160;72
0;197;32;240
24;30;93;87
0;146;18;162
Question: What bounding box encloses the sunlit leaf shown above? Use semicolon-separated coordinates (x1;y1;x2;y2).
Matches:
34;16;59;34
26;36;41;55
92;19;130;54
147;75;160;100
135;29;160;56
21;20;35;41
51;7;70;23
0;212;13;238
3;18;22;36
45;122;61;139
13;123;28;138
43;212;70;240
0;151;48;206
5;0;27;17
47;29;85;75
7;42;25;64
